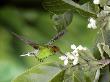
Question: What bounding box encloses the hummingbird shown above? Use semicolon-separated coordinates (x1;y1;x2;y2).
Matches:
12;29;66;61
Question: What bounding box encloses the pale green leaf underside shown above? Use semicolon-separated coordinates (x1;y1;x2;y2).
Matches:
12;63;65;82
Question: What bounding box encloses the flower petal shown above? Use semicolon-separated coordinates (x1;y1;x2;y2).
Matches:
93;0;100;4
65;52;71;55
88;23;92;28
68;54;74;60
75;53;79;57
77;45;86;50
59;56;67;60
73;57;78;65
77;45;83;50
65;52;74;60
71;50;78;56
71;44;76;50
88;17;97;29
64;59;68;65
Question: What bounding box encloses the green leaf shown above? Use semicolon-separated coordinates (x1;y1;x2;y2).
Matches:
78;48;96;63
43;0;97;17
81;2;100;15
107;0;110;5
63;68;74;82
12;63;65;82
97;43;105;59
103;44;110;57
71;66;97;82
78;0;90;4
72;69;86;82
95;30;110;58
52;11;73;32
42;0;72;14
76;49;103;82
100;0;108;7
96;30;110;58
63;0;97;17
104;30;110;46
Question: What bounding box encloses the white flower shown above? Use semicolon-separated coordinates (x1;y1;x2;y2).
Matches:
64;58;68;66
71;44;87;51
59;55;67;60
77;45;87;50
73;56;79;65
71;44;76;50
20;50;39;56
88;17;97;29
59;44;87;66
66;52;74;60
59;56;68;65
93;0;100;4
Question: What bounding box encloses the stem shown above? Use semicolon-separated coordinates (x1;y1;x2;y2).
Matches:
100;28;105;44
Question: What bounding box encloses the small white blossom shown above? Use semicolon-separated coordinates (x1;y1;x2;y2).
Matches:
64;58;68;66
59;44;87;66
71;44;87;51
59;56;68;65
71;50;78;56
71;44;76;50
73;56;79;65
59;55;67;60
77;45;87;50
20;50;39;57
88;18;97;29
93;0;100;4
66;52;74;60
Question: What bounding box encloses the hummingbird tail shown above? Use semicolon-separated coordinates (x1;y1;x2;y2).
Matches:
11;32;39;49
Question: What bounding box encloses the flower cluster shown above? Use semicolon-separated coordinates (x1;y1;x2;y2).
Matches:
59;44;87;66
87;17;97;29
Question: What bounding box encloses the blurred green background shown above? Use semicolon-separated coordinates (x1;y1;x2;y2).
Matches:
0;0;97;82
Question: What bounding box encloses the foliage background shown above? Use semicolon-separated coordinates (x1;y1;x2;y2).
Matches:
0;0;97;82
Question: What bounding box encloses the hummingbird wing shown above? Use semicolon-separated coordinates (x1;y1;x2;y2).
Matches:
11;32;39;49
47;29;66;45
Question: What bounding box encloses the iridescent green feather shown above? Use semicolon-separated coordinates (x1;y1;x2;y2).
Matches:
36;46;53;59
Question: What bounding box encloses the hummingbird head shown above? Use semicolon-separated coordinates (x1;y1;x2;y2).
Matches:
49;45;60;53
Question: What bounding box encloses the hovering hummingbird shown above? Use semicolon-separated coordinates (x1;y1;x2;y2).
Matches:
12;29;65;61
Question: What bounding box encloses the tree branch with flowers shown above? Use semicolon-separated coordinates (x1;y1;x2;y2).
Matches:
12;0;110;82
